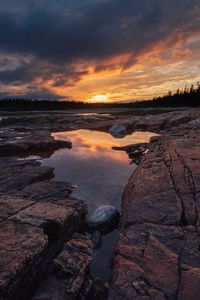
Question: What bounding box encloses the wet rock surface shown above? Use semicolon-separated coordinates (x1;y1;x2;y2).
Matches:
0;129;71;157
85;205;120;233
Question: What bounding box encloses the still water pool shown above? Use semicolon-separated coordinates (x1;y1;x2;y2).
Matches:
41;129;156;281
42;130;155;211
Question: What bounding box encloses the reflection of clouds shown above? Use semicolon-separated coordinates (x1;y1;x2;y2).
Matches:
44;129;160;212
95;144;108;152
53;130;156;147
54;144;127;164
52;129;157;164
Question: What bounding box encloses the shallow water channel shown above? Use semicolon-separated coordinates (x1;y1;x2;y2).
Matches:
41;129;156;281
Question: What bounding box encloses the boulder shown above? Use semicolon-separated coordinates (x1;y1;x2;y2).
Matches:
109;124;126;138
86;205;120;233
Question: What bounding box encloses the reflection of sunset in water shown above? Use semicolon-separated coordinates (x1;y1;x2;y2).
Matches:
42;129;157;281
43;130;156;212
52;130;156;163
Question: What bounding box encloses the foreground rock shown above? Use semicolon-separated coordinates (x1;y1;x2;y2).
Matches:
86;205;120;233
0;220;48;300
0;192;86;299
109;129;200;300
0;152;87;300
32;233;93;300
10;180;86;214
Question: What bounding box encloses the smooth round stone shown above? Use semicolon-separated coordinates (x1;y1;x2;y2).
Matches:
109;124;126;138
86;205;120;233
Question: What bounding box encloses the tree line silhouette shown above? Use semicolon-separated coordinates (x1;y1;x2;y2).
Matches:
0;82;199;111
137;82;200;108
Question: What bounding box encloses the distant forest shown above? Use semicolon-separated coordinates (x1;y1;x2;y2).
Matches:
0;82;200;111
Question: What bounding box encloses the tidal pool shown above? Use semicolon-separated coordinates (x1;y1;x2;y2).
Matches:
41;129;156;281
42;130;155;211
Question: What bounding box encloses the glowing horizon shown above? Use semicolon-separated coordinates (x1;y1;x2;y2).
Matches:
0;1;199;103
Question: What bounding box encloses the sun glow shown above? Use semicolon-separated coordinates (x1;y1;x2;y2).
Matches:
88;94;108;102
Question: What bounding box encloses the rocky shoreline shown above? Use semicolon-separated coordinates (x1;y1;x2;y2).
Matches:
109;129;200;299
1;108;200;299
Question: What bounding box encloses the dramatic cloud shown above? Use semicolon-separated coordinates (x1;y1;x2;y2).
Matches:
0;0;199;101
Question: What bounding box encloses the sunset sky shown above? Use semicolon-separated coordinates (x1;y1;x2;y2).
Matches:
0;0;199;102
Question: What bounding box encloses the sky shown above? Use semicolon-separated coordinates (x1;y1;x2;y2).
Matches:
0;0;199;102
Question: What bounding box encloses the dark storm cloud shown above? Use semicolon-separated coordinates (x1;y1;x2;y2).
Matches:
0;0;199;61
0;0;199;98
14;87;65;100
0;85;65;100
0;62;37;85
0;55;89;86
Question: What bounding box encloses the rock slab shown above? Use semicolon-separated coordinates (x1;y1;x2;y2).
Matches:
109;130;200;300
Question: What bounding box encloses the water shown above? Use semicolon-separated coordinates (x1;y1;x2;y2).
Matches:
41;129;156;281
42;130;155;211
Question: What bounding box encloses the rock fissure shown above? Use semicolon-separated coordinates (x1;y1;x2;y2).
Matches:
109;122;200;299
164;151;188;226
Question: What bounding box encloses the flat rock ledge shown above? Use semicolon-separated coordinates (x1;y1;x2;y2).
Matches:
109;128;200;300
0;129;71;157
